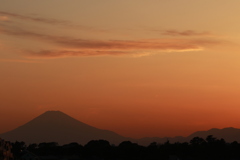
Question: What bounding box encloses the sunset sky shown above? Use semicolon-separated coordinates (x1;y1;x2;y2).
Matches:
1;0;240;139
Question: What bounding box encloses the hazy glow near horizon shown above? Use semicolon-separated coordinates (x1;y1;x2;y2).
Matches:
1;0;240;139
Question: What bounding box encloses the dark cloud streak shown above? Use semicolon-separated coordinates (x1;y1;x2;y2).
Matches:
0;11;106;32
162;30;211;36
0;11;69;25
0;26;208;52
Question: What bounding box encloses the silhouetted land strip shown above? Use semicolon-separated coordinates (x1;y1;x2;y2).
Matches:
9;135;240;160
2;111;240;146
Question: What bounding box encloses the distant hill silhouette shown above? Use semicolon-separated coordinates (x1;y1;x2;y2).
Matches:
0;111;130;145
1;111;240;145
187;127;240;142
137;127;240;145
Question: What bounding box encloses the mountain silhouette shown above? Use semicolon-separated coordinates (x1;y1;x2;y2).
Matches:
0;111;129;145
1;111;240;145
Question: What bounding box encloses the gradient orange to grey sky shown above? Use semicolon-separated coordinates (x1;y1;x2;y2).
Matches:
1;0;240;139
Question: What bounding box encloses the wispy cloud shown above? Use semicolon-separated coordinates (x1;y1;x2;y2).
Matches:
0;11;68;25
162;30;212;37
0;26;222;58
0;26;56;40
0;11;106;32
25;37;219;58
0;11;224;59
27;50;131;58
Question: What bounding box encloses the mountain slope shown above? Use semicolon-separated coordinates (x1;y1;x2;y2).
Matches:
0;111;129;145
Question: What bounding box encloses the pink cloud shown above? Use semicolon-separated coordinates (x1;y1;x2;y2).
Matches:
0;26;223;58
27;50;130;58
0;14;224;59
26;37;218;58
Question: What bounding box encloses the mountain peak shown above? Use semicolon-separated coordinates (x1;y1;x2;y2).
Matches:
45;110;62;113
42;110;66;115
0;111;127;145
30;110;78;125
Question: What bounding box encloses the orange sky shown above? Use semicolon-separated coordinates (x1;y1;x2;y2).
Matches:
1;0;240;139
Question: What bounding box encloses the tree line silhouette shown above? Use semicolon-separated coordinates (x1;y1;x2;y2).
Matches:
10;135;240;160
